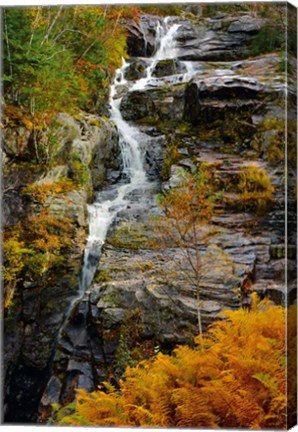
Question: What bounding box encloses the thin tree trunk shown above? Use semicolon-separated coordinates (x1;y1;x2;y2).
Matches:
30;97;39;162
193;220;203;336
3;10;13;80
27;7;41;55
112;9;123;35
40;5;63;46
196;290;203;337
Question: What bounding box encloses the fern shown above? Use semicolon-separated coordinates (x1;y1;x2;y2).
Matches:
57;298;290;429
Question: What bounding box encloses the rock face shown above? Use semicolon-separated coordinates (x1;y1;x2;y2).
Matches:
176;15;265;61
120;84;186;123
3;111;120;422
184;76;265;125
124;15;162;57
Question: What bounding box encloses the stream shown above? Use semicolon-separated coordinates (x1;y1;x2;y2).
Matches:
79;17;185;297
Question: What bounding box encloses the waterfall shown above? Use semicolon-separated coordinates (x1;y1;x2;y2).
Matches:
79;19;182;293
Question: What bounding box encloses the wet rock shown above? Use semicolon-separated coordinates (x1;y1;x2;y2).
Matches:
40;376;62;407
120;90;155;121
184;76;264;125
125;59;148;80
152;59;187;77
106;169;121;183
120;84;186;123
125;15;162;57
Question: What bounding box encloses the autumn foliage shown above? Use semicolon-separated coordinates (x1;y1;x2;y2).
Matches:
152;168;219;334
57;296;288;429
3;211;73;308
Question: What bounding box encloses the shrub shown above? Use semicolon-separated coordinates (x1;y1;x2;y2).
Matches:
57;296;288;429
22;178;76;204
114;309;156;373
3;211;73;307
237;165;274;214
248;24;283;57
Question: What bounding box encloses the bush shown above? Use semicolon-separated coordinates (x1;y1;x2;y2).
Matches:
3;211;73;307
248;24;283;57
237;165;274;214
56;296;288;429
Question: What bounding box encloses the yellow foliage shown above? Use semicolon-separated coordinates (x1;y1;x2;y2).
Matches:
3;211;73;307
238;165;274;214
22;178;76;204
58;299;288;429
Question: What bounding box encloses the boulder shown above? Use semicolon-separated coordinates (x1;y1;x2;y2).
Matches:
152;59;187;77
184;76;264;125
2;126;32;159
120;90;155;121
227;15;265;33
47;189;89;227
124;59;148;81
120;84;186;123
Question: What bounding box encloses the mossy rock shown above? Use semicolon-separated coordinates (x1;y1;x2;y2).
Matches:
108;225;149;250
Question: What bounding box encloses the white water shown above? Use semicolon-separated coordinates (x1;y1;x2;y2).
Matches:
131;19;181;91
79;19;184;292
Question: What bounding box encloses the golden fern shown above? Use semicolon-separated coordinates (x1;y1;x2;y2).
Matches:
58;298;288;429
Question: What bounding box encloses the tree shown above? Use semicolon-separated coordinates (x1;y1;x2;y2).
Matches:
2;6;130;163
152;167;219;335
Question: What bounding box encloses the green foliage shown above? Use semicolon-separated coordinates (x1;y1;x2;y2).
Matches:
57;298;288;429
94;269;111;284
248;24;283;57
252;116;294;167
69;158;91;188
3;6;128;123
202;3;253;17
138;4;183;16
114;309;156;374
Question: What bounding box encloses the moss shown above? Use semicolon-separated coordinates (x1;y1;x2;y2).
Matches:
253;116;296;167
69;158;91;188
247;24;283;57
86;118;102;127
94;269;112;284
108;225;148;250
100;291;123;307
137;261;154;272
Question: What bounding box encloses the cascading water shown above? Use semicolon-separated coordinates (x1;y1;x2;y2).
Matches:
132;18;181;91
79;18;183;294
